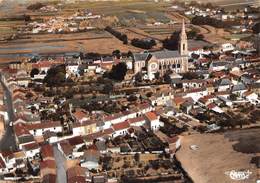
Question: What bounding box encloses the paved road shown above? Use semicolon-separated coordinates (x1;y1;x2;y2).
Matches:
53;145;67;183
0;73;16;151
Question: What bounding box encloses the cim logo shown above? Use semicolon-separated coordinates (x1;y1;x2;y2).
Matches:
225;170;252;180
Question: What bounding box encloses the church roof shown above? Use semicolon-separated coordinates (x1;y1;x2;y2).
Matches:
151;50;184;59
133;53;149;62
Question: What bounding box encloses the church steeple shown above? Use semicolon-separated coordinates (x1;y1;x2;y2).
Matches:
179;19;188;55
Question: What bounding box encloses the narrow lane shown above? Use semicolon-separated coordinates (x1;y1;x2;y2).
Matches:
0;73;16;151
53;145;67;183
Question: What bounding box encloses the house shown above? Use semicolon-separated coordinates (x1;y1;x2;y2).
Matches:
95;141;107;154
0;152;16;172
149;91;174;106
26;121;63;137
66;63;79;76
72;120;97;136
231;82;247;96
22;142;40;159
112;121;130;137
206;103;224;113
72;109;89;123
67;166;86;183
209;61;229;72
216;78;232;92
144;111;161;131
67;136;85;151
58;141;73;159
128;116;146;127
0;155;7;175
41;144;55;161
42;174;56;183
181;79;205;89
180;98;194;114
243;91;259;104
40;160;57;180
103;113;127;128
81;148;100;170
13;122;35;150
221;43;235;52
217;96;233;107
173;97;186;109
184;87;208;102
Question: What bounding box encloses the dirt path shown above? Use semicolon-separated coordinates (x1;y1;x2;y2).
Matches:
192;24;235;45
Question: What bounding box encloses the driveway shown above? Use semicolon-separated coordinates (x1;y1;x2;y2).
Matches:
53;145;67;183
0;73;16;151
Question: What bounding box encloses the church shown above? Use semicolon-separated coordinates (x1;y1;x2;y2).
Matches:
132;20;189;80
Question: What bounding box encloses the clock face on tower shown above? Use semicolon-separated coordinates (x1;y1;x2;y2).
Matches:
149;62;158;72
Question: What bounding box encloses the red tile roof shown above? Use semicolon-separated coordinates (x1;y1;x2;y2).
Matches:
22;142;39;151
112;121;130;131
103;113;123;121
0;151;14;160
0;156;6;169
207;103;216;109
144;112;158;121
59;141;73;156
173;97;186;105
40;160;56;170
127;116;145;124
73;110;88;121
42;174;56;183
72;120;97;128
14;123;31;137
26;121;61;131
67;166;86;182
67;136;84;146
41;144;54;159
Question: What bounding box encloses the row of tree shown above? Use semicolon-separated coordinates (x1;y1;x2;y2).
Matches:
131;38;156;49
191;16;232;28
252;22;260;34
105;26;128;44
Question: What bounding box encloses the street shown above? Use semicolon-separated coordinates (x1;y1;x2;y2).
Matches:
0;73;16;151
53;145;67;183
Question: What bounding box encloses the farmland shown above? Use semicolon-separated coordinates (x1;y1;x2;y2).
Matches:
0;0;247;62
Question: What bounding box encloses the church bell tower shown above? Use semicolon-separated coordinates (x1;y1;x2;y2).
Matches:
179;19;188;55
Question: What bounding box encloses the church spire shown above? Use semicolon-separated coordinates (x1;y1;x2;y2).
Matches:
180;19;187;40
179;19;188;55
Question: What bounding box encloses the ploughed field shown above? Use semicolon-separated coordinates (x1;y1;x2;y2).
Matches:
176;127;260;183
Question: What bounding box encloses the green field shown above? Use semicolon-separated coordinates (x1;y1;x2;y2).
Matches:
61;0;172;25
0;21;23;38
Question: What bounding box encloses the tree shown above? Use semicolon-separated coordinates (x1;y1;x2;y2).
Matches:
187;30;197;39
131;38;156;49
134;153;140;162
135;72;142;82
154;72;160;80
109;62;127;81
252;22;260;34
27;2;45;10
128;95;137;102
112;50;121;59
182;72;200;80
30;68;39;78
43;64;66;87
163;31;180;50
103;83;114;94
230;94;237;101
196;34;205;40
